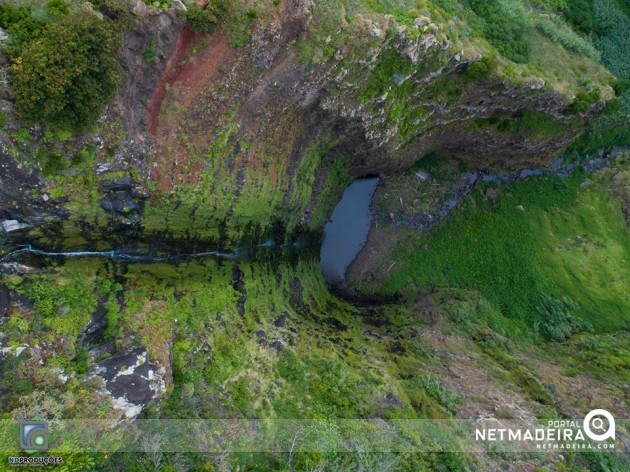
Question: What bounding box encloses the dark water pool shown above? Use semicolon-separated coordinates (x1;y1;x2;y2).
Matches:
320;178;379;284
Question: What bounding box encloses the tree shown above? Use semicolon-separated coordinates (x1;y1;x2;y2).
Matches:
11;13;121;131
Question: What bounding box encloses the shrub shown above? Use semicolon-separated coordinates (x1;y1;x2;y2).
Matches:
570;90;630;153
11;13;121;131
468;0;531;63
570;89;601;112
465;54;497;79
497;109;567;139
16;128;30;142
90;0;128;20
359;49;415;101
0;4;46;56
45;0;70;17
614;79;630;95
143;33;157;62
535;295;594;342
407;374;460;413
565;2;630;155
593;0;630;79
564;0;596;33
185;1;230;34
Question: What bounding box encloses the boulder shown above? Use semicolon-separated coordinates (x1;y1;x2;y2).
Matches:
1;220;30;233
99;194;142;214
92;347;166;419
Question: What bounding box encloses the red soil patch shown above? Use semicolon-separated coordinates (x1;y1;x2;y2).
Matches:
146;25;232;190
146;27;229;135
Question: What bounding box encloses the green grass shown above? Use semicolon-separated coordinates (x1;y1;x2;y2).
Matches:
475;109;568;141
567;0;630;154
478;339;554;405
532;180;630;331
2;234;627;469
509;109;569;138
363;170;630;335
552;332;630;382
1;1;628;468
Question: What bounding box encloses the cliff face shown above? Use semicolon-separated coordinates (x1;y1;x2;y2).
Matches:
0;0;613;247
113;0;186;153
143;0;602;187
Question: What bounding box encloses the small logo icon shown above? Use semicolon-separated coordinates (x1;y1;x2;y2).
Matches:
19;418;49;453
584;409;615;441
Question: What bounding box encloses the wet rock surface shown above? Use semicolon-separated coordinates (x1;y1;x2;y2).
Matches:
99;177;150;223
113;0;185;154
0;283;9;317
0;148;43;217
232;265;247;316
1;219;30;233
82;303;108;346
0;0;612;254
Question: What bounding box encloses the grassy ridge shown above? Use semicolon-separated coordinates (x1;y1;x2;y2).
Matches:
361;166;630;336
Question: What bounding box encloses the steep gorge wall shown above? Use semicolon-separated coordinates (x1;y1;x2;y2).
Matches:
131;0;609;239
0;0;611;247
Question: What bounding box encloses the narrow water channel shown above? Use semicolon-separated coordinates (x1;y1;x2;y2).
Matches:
0;245;240;264
320;178;379;284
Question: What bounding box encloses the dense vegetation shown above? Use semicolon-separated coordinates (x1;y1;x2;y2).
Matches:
0;2;122;130
2;250;627;470
11;13;121;130
566;0;630;153
363;162;630;339
467;0;530;63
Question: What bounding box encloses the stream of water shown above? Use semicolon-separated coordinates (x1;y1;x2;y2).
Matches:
0;245;241;265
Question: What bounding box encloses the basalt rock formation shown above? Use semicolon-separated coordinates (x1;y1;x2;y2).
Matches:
0;0;615;247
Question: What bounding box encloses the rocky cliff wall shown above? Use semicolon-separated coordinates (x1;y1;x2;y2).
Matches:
0;0;613;246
